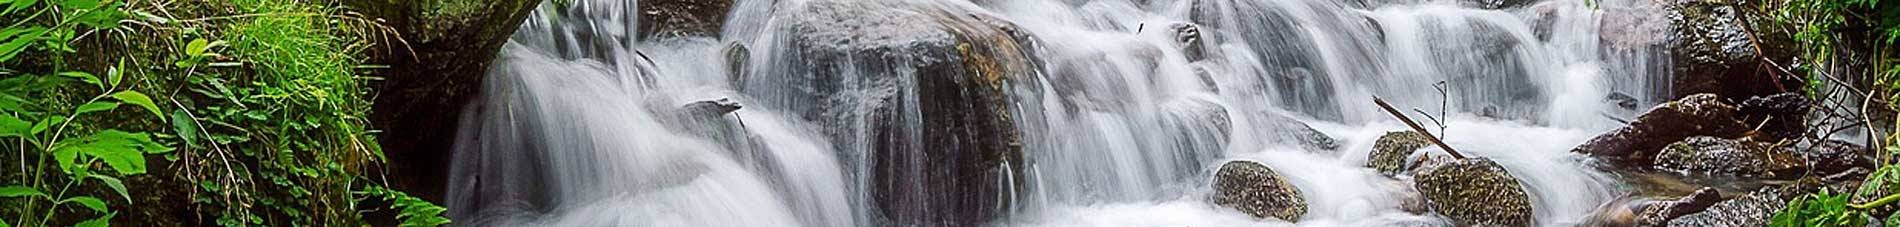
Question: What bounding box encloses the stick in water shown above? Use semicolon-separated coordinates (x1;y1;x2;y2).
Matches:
1373;97;1466;159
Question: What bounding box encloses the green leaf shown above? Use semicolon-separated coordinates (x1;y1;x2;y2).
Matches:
88;174;130;203
60;196;108;212
74;101;120;116
110;91;164;121
0;28;43;62
59;71;102;89
171;109;197;148
184;38;208;57
0;185;46;198
0;114;27;137
29;115;62;135
5;0;33;15
108;59;123;88
74;212;113;227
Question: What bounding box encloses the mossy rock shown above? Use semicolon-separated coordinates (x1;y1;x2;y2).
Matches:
1368;131;1432;176
1653;136;1805;179
1414;158;1533;226
1213;160;1309;221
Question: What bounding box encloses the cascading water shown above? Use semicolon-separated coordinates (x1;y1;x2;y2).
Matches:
448;0;1678;225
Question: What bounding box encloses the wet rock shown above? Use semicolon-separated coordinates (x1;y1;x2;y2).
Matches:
1607;92;1642;110
1213;160;1309;221
1796;140;1875;177
753;1;1042;225
1260;113;1340;152
1653;136;1805;179
1666;188;1786;227
1573;93;1748;165
1159;98;1234;169
1738;93;1810;142
638;0;736;39
1170;22;1208;62
1462;0;1533;9
1632;187;1724;226
1413;158;1534;227
1368;131;1431;176
724;42;750;89
1666;0;1798;99
1191;0;1343;120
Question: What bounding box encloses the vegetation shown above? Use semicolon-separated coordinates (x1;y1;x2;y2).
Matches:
0;0;446;226
1761;0;1900;224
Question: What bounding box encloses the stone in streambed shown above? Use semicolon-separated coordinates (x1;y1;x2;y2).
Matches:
1573;93;1748;165
1367;131;1431;176
1652;136;1805;179
1665;188;1786;227
1413;158;1534;227
1213;160;1309;221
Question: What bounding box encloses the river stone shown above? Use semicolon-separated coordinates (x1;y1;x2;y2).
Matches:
1413;158;1534;226
1573;93;1747;165
1462;0;1534;9
1259;113;1341;152
1213;160;1309;221
1666;0;1798;99
1368;131;1431;176
1666;188;1786;227
1738;93;1810;142
755;1;1041;225
638;0;736;39
1653;136;1805;179
1798;140;1874;177
1632;187;1724;227
1170;22;1208;62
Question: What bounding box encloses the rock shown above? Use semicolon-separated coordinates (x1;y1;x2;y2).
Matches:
1259;112;1340;152
1666;188;1786;227
1191;0;1343;120
1666;0;1798;99
1737;93;1810;142
1170;22;1208;62
1462;0;1534;9
1795;140;1875;178
751;1;1041;225
638;0;737;39
724;42;750;89
1573;93;1748;165
1158;97;1234;173
1607;92;1642;110
1413;158;1534;226
1368;131;1431;176
1632;187;1724;227
1213;160;1309;221
1652;136;1805;179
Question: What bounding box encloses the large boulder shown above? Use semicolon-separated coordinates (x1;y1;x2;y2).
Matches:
1213;160;1309;221
1666;188;1786;226
1652;136;1806;179
1413;158;1534;226
1666;0;1799;99
1367;131;1432;176
749;0;1041;225
1573;93;1748;165
638;0;736;39
1630;187;1725;227
1797;140;1875;177
1737;93;1811;142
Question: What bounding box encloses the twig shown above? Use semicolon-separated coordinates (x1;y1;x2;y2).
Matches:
1375;96;1466;159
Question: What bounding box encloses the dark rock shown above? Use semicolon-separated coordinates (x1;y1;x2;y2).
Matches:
1158;97;1234;172
638;0;737;39
1368;131;1431;176
724;42;750;89
1260;113;1340;152
1666;188;1786;227
1462;0;1534;9
1632;187;1724;226
1795;140;1875;178
1170;22;1208;62
1213;160;1309;221
1666;0;1799;99
751;1;1041;225
1414;158;1534;226
1573;93;1748;165
1738;93;1810;142
1607;92;1642;110
1190;0;1343;120
1652;136;1805;179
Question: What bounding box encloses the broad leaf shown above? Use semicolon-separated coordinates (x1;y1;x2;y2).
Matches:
0;185;46;198
5;0;33;15
60;196;107;212
0;114;27;137
184;38;208;57
74;212;112;227
171;109;198;148
58;71;102;89
0;27;43;62
110;91;164;121
107;59;123;88
88;174;130;203
29;115;62;135
74;101;120;116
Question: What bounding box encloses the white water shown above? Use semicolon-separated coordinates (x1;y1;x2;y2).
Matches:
447;0;1676;226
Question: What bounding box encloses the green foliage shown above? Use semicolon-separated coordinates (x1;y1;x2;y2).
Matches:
1774;189;1872;227
357;186;450;227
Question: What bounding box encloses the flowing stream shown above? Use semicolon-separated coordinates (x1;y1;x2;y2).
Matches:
446;0;1681;225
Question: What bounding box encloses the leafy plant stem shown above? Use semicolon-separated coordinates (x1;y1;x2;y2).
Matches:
1852;192;1900;210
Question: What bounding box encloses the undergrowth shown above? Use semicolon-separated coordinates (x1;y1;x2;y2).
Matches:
1;0;446;226
1761;0;1900;224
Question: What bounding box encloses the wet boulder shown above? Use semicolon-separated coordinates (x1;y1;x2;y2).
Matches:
1367;131;1431;176
1666;188;1786;227
1462;0;1534;9
1259;112;1341;152
1652;136;1805;179
750;1;1042;225
1190;0;1343;120
1631;187;1724;226
1666;0;1799;99
1573;93;1748;165
1170;22;1208;62
1413;158;1534;226
1795;140;1875;177
638;0;736;39
1737;93;1810;142
1213;160;1309;221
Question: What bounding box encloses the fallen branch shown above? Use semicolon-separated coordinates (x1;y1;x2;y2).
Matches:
1374;97;1467;159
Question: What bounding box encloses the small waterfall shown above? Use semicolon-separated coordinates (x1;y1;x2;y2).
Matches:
447;0;1679;225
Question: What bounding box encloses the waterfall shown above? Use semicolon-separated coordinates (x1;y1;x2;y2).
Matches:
447;0;1675;225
